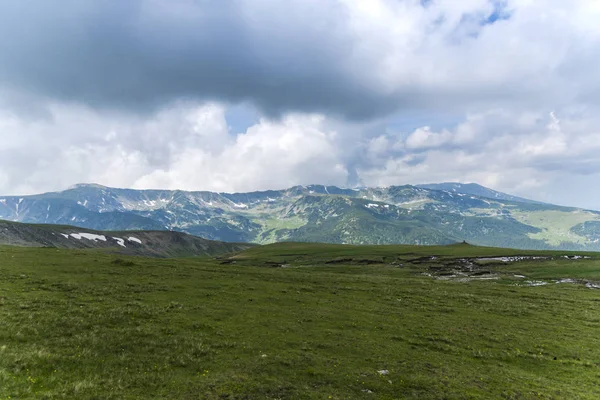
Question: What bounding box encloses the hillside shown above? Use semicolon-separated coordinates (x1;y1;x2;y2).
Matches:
0;220;253;257
2;243;600;398
1;183;599;250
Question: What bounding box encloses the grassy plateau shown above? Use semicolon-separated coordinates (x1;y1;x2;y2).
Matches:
1;243;600;399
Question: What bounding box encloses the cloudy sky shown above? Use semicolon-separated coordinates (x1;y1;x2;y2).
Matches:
1;0;600;208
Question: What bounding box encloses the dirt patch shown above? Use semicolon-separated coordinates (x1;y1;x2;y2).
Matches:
325;258;353;264
325;258;383;265
111;258;136;267
407;256;438;264
263;262;285;268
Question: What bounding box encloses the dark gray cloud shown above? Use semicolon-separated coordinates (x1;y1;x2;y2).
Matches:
0;0;402;118
2;0;585;119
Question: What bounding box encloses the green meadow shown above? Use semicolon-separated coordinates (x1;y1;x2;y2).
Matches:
1;243;600;399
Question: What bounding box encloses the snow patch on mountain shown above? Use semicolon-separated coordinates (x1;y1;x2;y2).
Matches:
112;237;126;247
70;233;107;241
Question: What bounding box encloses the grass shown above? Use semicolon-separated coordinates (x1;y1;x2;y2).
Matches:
2;243;600;398
395;198;434;210
251;216;308;243
511;210;599;246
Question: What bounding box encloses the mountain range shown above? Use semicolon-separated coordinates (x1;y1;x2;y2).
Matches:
1;182;600;251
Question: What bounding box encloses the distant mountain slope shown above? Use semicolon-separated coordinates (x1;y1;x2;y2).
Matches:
417;182;543;204
0;220;253;257
1;183;599;251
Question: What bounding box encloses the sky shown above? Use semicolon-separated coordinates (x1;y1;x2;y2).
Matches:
1;0;600;209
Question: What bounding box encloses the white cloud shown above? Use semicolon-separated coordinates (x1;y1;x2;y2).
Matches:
405;126;453;150
0;102;349;195
359;108;600;207
134;113;348;192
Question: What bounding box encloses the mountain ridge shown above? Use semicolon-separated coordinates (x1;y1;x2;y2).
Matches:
1;182;599;251
0;219;253;257
416;182;546;205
